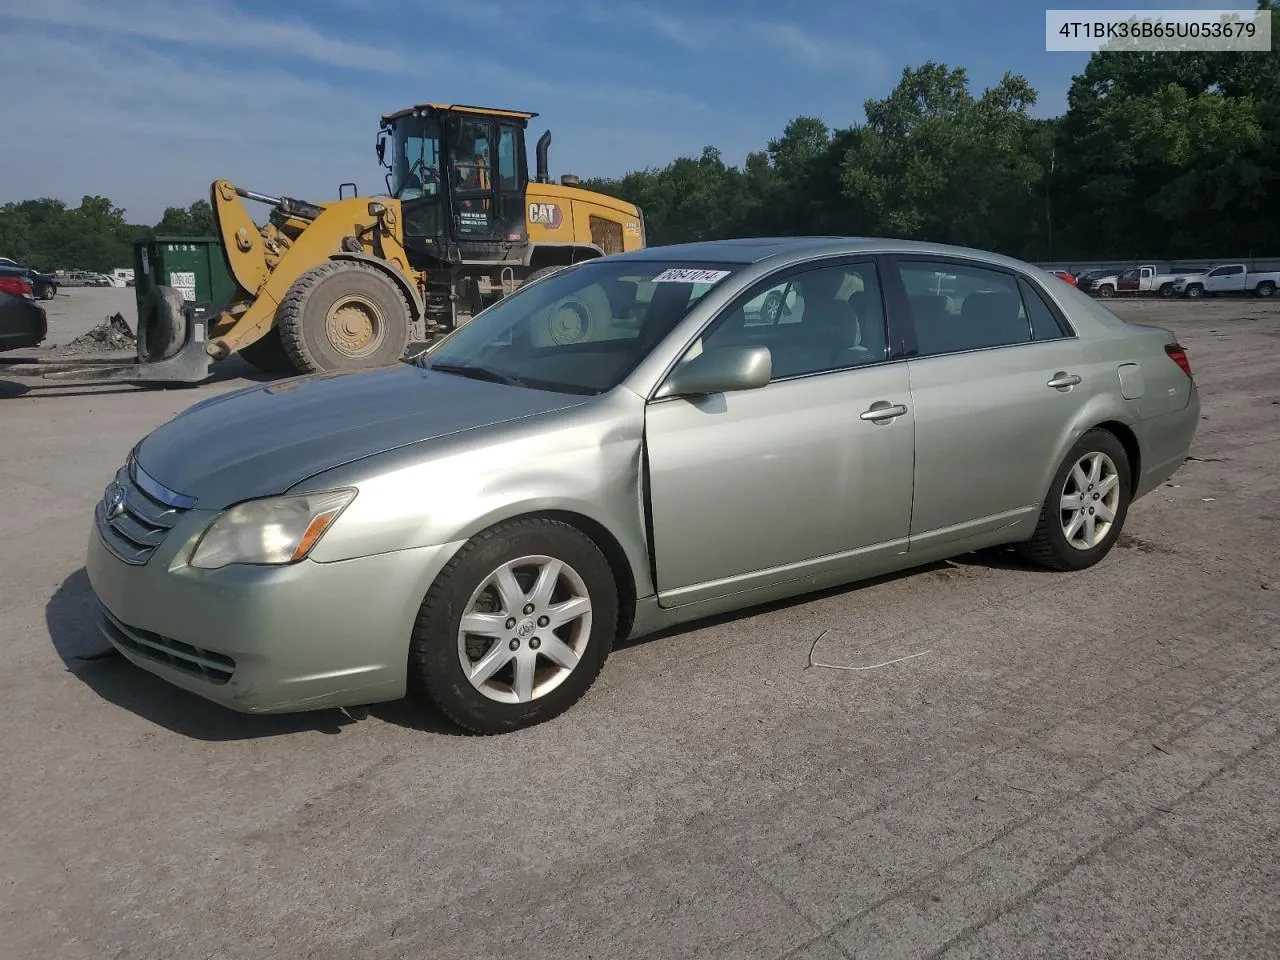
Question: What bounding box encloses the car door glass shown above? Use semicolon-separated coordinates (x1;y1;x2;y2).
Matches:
897;261;1031;357
693;262;888;380
1018;277;1071;341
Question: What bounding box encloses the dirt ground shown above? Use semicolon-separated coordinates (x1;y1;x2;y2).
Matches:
1;293;1277;959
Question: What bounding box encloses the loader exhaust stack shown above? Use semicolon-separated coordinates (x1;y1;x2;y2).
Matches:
535;131;551;184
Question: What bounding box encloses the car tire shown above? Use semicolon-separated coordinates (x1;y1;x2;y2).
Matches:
1184;284;1203;299
1016;427;1131;572
1255;282;1276;299
1159;284;1175;298
409;517;618;735
276;260;411;374
1097;284;1115;298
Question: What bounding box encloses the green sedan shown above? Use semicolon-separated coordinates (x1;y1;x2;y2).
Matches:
87;238;1200;734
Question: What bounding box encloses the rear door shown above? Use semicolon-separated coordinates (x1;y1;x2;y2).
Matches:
888;255;1094;550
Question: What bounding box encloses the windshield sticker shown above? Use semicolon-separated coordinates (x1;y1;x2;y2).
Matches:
652;268;731;284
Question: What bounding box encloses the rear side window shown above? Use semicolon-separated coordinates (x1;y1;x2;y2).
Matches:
1017;277;1071;340
895;261;1030;357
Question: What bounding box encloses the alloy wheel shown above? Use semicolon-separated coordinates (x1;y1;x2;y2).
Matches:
1059;451;1121;550
457;555;593;704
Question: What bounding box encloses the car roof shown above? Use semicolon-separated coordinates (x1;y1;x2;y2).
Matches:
606;236;1044;273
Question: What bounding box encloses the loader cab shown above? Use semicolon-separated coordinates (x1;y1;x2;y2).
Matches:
380;103;534;263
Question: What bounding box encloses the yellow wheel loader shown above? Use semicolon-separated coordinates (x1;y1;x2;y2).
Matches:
8;104;646;385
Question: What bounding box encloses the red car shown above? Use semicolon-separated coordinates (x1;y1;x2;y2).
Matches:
1052;270;1079;287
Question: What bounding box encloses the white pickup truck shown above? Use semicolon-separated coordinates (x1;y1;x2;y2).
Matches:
1081;264;1181;298
1174;264;1280;299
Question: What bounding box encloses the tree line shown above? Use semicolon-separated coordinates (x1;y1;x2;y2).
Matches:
584;2;1280;261
0;197;214;273
2;3;1276;270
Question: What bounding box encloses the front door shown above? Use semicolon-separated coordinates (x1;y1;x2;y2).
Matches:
448;114;501;244
890;257;1094;548
644;258;916;607
1205;264;1246;293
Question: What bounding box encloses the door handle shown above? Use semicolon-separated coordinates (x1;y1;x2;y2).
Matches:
860;402;908;422
1047;372;1082;389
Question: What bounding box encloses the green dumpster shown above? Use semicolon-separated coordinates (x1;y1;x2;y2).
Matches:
132;236;236;320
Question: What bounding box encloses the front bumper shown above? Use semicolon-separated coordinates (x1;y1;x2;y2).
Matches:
86;519;463;714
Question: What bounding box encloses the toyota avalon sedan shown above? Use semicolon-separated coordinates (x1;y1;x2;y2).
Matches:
86;237;1199;734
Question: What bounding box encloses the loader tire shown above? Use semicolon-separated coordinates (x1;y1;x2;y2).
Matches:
138;285;187;362
276;261;411;374
237;326;299;375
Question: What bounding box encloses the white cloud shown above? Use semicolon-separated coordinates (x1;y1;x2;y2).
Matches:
0;2;708;222
3;0;409;72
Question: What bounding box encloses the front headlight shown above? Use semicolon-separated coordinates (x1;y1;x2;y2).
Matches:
190;489;357;570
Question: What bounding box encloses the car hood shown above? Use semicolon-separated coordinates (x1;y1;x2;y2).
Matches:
134;362;591;507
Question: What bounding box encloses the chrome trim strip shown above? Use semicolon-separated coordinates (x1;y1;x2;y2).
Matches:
129;457;197;509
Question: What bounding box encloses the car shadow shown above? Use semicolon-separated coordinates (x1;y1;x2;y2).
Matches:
46;568;465;740
47;546;1050;739
0;355;280;400
615;547;1050;651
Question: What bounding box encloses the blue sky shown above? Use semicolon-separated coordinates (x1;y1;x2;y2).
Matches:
0;0;1205;223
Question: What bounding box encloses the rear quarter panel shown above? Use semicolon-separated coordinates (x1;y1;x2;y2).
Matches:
1027;279;1194;505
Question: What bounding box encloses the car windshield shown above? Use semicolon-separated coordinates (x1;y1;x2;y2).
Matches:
420;260;739;395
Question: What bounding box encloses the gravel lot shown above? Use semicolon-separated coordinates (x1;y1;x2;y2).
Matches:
2;292;1277;959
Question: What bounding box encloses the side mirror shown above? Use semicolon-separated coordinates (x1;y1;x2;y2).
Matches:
659;345;771;398
375;134;387;167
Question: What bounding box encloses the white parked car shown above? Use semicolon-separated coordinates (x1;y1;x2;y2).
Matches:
1175;264;1280;299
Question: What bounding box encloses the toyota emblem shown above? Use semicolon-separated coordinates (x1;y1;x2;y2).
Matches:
104;482;127;520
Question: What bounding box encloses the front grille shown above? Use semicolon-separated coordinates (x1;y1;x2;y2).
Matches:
94;459;194;565
99;605;235;685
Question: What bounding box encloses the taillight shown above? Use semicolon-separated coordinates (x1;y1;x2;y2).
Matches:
1164;342;1192;378
0;276;32;298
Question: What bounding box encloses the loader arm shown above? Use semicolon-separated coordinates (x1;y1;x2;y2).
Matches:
204;179;417;358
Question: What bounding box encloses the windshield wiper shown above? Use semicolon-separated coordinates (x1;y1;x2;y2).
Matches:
428;361;525;387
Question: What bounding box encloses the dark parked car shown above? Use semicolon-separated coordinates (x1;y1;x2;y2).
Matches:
0;259;57;300
0;268;48;351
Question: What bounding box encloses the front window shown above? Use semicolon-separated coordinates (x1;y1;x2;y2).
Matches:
421;261;739;395
391;117;443;201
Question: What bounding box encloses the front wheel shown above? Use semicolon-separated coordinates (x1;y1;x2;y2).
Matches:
1184;284;1204;299
276;261;411;374
1016;428;1131;572
409;518;618;734
1097;284;1115;298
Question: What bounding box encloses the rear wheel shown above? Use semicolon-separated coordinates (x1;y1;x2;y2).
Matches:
1255;281;1276;299
409;518;618;734
1159;283;1175;298
1017;428;1131;572
276;261;411;374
